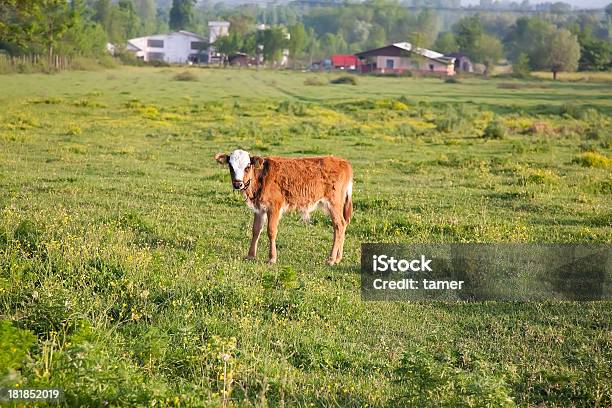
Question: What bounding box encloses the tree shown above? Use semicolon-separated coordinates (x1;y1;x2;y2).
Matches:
58;0;107;56
134;0;156;34
545;28;580;80
215;30;242;65
36;0;76;60
169;0;195;31
412;9;438;48
0;1;41;48
94;0;112;31
579;39;610;71
433;32;457;54
453;15;483;59
504;16;553;70
366;26;385;49
117;0;140;41
513;52;531;77
550;1;571;14
288;22;306;67
476;34;503;77
258;27;288;65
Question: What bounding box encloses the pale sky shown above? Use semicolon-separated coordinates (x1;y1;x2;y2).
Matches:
462;0;609;8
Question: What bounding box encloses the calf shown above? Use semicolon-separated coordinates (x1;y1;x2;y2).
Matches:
214;149;353;265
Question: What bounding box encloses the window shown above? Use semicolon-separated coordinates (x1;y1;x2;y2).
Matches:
191;41;206;50
411;60;420;69
147;39;164;48
385;59;394;69
429;64;434;71
147;52;164;61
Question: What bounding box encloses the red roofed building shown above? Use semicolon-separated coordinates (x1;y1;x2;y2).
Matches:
331;54;361;70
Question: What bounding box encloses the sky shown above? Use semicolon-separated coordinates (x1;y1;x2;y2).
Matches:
462;0;609;7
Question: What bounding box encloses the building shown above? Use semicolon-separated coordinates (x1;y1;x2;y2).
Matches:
126;31;208;64
126;22;230;65
355;42;455;76
331;54;361;70
445;52;474;73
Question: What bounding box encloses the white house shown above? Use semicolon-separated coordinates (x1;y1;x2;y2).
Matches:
127;31;208;64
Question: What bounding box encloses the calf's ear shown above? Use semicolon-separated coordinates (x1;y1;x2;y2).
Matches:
214;153;228;164
250;156;264;168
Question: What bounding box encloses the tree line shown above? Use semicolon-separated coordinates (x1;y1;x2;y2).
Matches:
1;0;610;77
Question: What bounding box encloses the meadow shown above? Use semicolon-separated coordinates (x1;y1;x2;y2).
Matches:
0;67;610;407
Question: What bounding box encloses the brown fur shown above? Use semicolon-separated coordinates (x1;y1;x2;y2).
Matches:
215;153;353;265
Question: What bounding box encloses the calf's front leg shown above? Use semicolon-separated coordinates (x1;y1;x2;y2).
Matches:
266;207;281;264
246;211;265;260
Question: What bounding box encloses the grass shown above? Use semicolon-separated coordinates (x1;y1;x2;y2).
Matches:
531;71;612;82
0;67;610;407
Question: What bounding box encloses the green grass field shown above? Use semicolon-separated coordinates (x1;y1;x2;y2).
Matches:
1;67;610;407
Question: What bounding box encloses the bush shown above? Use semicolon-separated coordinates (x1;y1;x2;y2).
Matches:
512;52;531;78
304;77;327;86
0;320;37;375
572;152;611;168
560;103;586;119
148;59;170;67
115;49;144;66
444;77;460;84
434;105;474;135
330;75;357;85
173;71;198;82
483;119;507;139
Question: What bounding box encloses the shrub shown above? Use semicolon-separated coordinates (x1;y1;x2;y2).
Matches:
115;49;144;66
330;75;357;85
444;77;460;84
276;100;307;116
525;169;559;185
14;219;43;253
483;119;507;139
434;105;474;135
560;102;586;119
512;52;531;78
304;77;326;86
173;71;198;81
71;57;104;71
572;152;611;168
66;124;82;136
0;320;37;375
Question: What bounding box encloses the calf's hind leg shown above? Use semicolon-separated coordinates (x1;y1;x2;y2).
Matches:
327;204;347;265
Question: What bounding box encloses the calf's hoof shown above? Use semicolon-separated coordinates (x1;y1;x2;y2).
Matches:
267;258;277;265
326;258;337;266
244;255;256;261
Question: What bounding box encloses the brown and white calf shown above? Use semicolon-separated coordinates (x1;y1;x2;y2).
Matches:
214;149;353;265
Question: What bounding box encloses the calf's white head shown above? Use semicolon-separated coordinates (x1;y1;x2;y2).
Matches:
215;149;264;190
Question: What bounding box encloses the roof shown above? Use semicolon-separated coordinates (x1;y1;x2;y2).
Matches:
177;30;206;39
445;52;471;60
127;31;206;44
356;42;454;65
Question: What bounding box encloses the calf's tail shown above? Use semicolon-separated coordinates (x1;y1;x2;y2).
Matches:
343;180;353;224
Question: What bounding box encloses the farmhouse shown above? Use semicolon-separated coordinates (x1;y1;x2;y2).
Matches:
356;42;455;76
126;22;229;64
